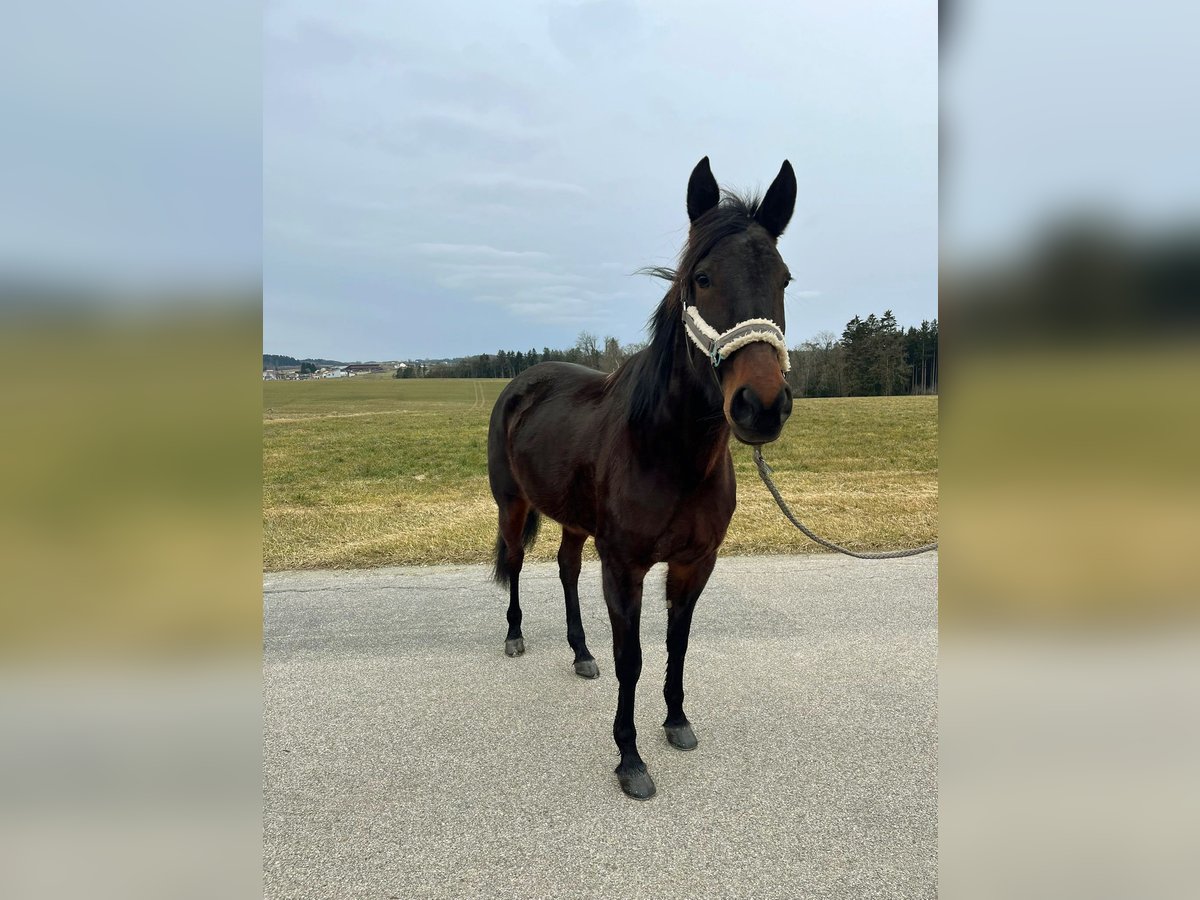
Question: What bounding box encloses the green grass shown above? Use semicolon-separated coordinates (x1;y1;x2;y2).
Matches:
263;377;938;570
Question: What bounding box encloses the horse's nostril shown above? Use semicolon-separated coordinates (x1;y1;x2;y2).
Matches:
730;386;757;427
780;384;793;418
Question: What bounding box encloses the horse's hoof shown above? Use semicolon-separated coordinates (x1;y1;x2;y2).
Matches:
664;721;698;751
615;763;656;800
573;658;599;679
504;638;525;657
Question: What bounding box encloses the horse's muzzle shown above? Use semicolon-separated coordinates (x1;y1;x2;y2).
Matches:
729;382;792;444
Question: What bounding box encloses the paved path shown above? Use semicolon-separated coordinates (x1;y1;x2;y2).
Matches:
264;554;937;899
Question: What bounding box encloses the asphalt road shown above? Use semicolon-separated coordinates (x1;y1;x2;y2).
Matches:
264;553;937;899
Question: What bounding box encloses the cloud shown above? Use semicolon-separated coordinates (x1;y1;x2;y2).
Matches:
454;173;587;196
476;282;636;326
407;243;551;261
407;241;602;323
435;266;585;289
504;297;603;325
404;241;633;326
546;1;644;61
265;19;401;70
369;111;548;163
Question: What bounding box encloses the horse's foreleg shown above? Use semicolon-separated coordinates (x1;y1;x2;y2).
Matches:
600;553;652;799
663;554;716;751
558;528;598;678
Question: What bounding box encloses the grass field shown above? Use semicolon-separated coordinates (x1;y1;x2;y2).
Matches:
263;376;938;571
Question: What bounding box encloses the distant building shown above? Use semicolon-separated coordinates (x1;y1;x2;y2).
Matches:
343;364;387;374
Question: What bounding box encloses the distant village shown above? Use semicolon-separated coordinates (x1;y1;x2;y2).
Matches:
262;362;401;381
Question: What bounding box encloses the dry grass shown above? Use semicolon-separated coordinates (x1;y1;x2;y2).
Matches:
263;376;938;571
2;316;262;657
940;346;1200;623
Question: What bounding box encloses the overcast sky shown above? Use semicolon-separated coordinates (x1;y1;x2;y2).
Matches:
264;0;937;361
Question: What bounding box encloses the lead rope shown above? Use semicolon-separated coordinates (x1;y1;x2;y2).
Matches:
752;446;938;559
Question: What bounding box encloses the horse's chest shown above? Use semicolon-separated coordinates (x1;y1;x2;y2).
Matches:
654;483;735;559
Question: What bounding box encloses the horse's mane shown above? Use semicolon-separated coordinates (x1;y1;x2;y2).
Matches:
618;190;763;426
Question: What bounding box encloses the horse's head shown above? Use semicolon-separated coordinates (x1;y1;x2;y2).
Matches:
683;157;796;445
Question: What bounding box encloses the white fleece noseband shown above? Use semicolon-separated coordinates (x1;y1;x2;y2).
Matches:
682;301;791;372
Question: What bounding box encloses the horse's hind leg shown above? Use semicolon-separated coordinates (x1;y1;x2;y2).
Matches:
558;528;598;679
496;499;532;656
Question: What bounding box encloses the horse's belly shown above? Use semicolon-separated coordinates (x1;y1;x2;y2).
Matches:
517;463;597;534
507;416;599;534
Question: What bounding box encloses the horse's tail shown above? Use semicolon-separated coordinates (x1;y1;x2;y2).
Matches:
492;509;541;587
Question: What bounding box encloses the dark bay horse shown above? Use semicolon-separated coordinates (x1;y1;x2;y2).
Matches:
487;157;796;799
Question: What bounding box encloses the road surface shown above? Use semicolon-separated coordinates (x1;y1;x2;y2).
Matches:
264;553;937;899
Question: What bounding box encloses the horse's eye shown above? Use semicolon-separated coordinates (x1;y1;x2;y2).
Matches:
695;273;711;288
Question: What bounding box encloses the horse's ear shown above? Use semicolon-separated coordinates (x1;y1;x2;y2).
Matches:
687;156;720;223
755;160;797;238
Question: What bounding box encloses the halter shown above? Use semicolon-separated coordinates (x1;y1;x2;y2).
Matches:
680;289;791;372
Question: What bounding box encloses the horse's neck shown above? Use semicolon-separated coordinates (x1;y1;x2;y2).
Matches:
648;337;730;477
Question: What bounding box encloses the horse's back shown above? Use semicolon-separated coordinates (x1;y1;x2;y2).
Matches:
489;362;608;433
502;361;607;395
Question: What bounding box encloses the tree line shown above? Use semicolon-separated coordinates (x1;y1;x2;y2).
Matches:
402;312;938;397
263;353;344;369
398;333;646;379
788;312;938;397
